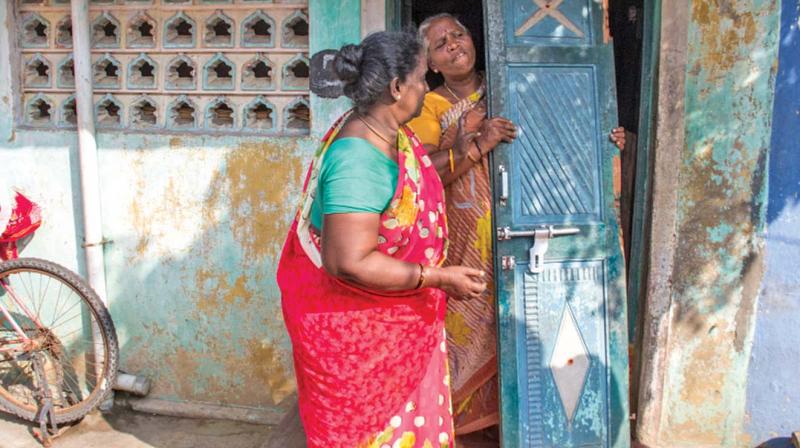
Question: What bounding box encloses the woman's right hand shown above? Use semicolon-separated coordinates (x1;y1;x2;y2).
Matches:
429;266;487;301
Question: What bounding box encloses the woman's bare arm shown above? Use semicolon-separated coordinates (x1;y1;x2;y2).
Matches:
321;212;487;298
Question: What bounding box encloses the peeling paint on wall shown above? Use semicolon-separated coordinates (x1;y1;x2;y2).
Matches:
0;0;361;421
657;0;781;446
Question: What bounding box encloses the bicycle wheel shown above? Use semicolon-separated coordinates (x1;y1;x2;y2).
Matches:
0;257;118;424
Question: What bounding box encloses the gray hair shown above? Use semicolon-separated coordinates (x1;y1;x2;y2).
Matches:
417;13;469;54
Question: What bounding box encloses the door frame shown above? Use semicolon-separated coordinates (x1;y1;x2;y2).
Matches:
625;0;662;430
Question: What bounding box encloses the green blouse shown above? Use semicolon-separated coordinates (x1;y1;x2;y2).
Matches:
310;137;399;231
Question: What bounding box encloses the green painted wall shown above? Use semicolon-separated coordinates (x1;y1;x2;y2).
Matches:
651;0;780;445
0;1;360;419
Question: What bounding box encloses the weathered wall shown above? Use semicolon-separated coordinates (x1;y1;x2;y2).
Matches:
0;1;359;421
637;0;781;446
744;2;800;447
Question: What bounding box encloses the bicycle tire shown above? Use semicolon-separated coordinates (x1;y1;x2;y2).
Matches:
0;257;119;424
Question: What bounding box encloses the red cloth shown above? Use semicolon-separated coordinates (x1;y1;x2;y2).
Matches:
0;192;41;261
277;115;453;447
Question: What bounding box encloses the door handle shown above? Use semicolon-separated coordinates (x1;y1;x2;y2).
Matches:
497;226;581;273
498;165;509;206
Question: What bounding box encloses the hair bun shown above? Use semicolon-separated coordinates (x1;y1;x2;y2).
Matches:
334;44;363;85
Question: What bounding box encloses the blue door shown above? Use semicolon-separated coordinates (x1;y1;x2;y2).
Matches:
484;1;630;447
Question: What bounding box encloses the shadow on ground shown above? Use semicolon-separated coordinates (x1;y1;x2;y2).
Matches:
0;407;273;448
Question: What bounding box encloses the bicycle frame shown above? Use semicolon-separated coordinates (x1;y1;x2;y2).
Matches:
0;278;46;354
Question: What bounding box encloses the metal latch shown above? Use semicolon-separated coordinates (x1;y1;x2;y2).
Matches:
496;226;580;273
500;255;516;271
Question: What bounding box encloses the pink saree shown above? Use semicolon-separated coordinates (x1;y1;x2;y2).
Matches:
277;113;456;448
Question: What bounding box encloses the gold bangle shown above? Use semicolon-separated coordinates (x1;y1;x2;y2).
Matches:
448;148;455;173
415;263;426;289
466;147;481;164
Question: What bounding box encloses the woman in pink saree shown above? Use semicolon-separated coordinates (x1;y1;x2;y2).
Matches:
277;31;486;448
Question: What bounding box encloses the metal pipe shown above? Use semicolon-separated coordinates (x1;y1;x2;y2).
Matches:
70;0;108;306
114;372;151;397
70;0;113;409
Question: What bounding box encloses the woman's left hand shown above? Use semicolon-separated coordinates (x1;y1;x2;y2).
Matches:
609;127;626;150
476;117;517;153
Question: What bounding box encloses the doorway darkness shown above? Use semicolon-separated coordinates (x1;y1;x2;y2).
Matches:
609;0;645;270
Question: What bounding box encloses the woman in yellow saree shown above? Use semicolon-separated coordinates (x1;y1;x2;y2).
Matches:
408;13;627;438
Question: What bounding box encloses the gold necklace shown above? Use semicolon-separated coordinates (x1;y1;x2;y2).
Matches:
357;114;395;146
444;73;482;101
444;82;462;101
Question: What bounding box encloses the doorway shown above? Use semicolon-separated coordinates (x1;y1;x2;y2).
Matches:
399;0;653;446
400;0;649;284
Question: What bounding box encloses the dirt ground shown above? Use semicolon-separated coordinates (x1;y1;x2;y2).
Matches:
0;408;273;448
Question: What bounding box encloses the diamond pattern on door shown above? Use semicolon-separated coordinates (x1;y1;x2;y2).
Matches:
519;261;609;446
549;303;590;424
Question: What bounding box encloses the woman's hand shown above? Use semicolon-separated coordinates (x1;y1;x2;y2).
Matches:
427;265;487;301
610;127;626;150
476;116;517;153
453;111;480;157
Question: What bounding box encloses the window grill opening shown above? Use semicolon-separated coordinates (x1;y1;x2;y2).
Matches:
132;100;157;126
245;102;273;130
130;58;156;87
62;98;77;125
286;102;309;130
207;59;234;89
284;14;309;47
205;15;234;46
208;101;234;128
166;16;194;46
103;22;116;37
213;62;231;79
28;98;52;124
284;59;309;89
59;58;75;87
92;15;119;47
167;59;195;89
242;58;272;90
25;58;50;87
138;21;153;37
94;58;121;88
23;18;49;46
252;20;269;37
176;20;192;36
35;22;47;37
243;15;272;45
129;15;156;47
171;101;196;127
56;18;73;47
104;63;118;78
291;61;309;78
97;99;121;126
212;21;231;37
253;61;270;79
138;61;154;78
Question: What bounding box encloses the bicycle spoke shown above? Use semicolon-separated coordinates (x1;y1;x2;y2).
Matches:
49;304;84;331
50;282;70;329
